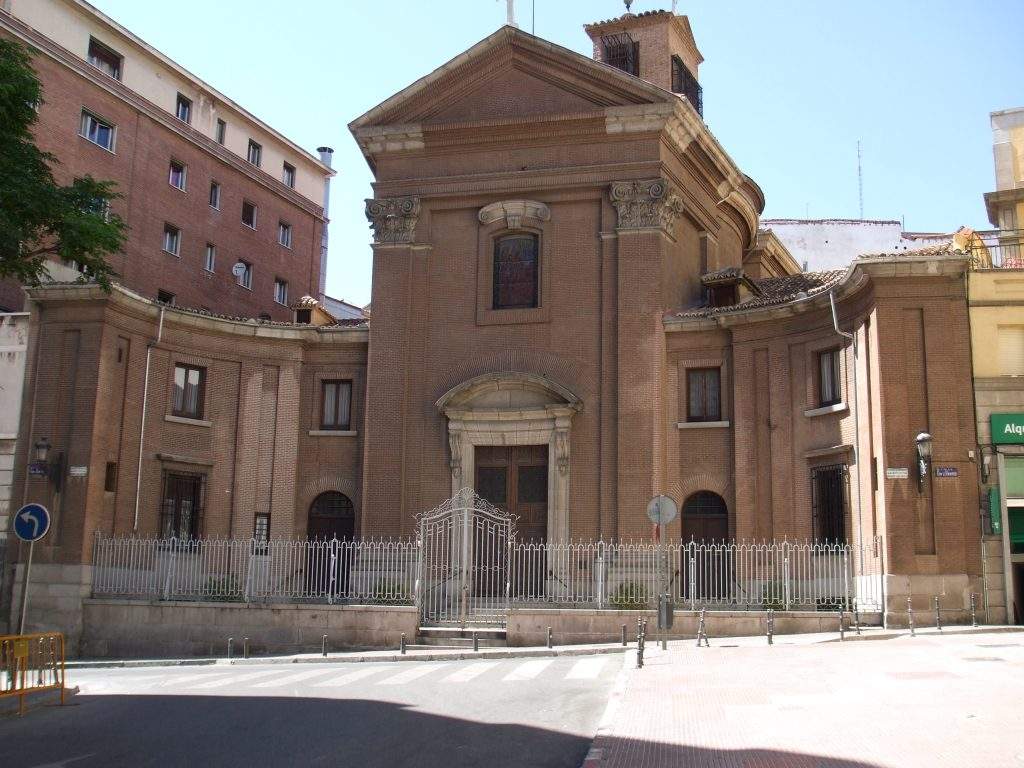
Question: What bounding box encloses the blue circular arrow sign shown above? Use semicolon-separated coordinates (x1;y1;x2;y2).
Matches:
13;503;50;543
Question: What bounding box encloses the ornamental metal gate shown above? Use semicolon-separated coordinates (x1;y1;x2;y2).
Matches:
417;489;515;627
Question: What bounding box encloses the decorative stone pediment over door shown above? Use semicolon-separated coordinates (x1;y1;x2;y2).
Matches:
436;372;582;543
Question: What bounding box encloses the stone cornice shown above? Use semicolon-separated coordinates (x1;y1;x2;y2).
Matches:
25;283;369;344
0;10;329;221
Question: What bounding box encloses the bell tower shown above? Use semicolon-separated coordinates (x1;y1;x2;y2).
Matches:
584;7;704;116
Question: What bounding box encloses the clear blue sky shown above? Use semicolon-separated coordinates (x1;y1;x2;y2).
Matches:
89;0;1024;305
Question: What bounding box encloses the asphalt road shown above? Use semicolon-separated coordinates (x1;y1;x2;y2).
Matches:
0;654;623;768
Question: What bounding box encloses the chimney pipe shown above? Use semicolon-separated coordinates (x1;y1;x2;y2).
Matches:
316;146;334;301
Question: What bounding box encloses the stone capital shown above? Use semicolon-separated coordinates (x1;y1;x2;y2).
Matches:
609;178;684;232
365;197;420;244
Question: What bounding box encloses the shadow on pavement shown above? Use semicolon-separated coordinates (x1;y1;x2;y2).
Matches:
0;693;884;768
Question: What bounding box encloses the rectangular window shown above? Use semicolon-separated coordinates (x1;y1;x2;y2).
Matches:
282;162;296;188
162;223;181;256
87;38;122;80
204;243;216;272
168;159;186;190
998;326;1024;375
215;118;226;145
241;200;257;229
274;278;288;305
670;55;703;117
687;368;721;422
209;181;220;209
492;234;539;310
278;221;292;248
160;472;205;540
237;260;252;289
818;348;842;407
104;461;118;492
254;513;270;542
246;139;262;167
175;93;192;123
601;33;639;76
172;363;206;419
321;380;352;431
156;289;175;305
811;464;847;543
80;110;115;151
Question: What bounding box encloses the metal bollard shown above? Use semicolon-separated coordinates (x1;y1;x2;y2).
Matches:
400;633;406;655
767;609;774;646
696;608;709;648
636;617;643;644
322;635;328;657
854;607;861;635
547;627;553;649
473;631;479;652
621;624;627;647
970;593;977;627
934;596;942;631
636;626;645;669
227;637;233;660
243;636;250;659
839;613;845;641
907;598;915;637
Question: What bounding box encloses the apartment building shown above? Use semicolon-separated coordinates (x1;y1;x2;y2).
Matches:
0;0;335;320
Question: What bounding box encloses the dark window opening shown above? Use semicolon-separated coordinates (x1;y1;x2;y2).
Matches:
247;139;262;167
671;56;703;117
296;308;312;324
708;284;738;307
254;513;270;542
215;118;226;144
241;200;257;229
308;492;355;540
812;464;847;543
160;471;205;539
157;290;175;305
601;33;639;76
172;363;206;419
687;368;721;422
175;93;192;123
681;491;729;542
321;380;352;430
493;234;539;310
818;348;842;407
87;38;122;80
104;461;117;492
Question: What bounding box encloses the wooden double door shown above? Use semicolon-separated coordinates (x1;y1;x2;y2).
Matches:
474;445;549;542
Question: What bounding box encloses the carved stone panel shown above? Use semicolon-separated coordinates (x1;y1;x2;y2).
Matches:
609;178;684;232
365;197;420;244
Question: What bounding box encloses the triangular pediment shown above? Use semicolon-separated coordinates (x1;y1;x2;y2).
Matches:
350;26;676;132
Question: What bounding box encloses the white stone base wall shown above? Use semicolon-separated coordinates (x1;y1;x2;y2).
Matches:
882;573;988;628
81;599;419;658
9;563;93;655
506;608;872;646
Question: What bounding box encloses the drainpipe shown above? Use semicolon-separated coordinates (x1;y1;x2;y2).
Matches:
316;147;334;302
830;291;868;611
133;306;164;532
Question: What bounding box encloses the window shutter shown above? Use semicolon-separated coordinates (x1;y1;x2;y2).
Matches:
998;326;1024;375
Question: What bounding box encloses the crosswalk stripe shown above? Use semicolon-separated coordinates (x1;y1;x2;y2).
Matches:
160;672;231;687
312;667;384;688
251;669;332;688
502;659;553;682
565;657;608;680
192;669;284;688
377;664;443;685
442;661;500;683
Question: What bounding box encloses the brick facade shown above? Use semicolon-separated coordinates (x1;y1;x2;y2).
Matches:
0;7;330;319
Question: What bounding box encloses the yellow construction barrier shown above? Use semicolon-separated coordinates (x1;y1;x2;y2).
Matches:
0;632;66;716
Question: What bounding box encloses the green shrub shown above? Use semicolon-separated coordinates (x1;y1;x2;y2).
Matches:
609;581;650;610
760;581;785;610
373;578;411;605
205;575;242;602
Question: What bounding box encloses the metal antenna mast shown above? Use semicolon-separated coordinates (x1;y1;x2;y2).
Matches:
506;0;516;28
857;140;864;219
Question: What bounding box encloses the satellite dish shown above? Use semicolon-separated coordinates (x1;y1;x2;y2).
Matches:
231;262;247;277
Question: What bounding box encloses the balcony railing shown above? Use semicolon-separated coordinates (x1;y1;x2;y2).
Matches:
968;229;1024;269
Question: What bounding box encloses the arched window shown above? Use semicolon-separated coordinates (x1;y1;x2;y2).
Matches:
307;491;355;540
681;491;729;542
493;233;539;310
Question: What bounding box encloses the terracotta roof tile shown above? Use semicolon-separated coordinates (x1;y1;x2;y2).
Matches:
673;270;845;318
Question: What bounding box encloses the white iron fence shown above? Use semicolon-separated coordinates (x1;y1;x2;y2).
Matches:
93;534;883;613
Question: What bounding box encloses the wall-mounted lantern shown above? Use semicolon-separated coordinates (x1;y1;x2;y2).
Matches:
915;432;933;493
33;437;51;463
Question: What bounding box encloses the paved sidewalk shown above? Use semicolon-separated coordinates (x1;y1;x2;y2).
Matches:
585;628;1024;768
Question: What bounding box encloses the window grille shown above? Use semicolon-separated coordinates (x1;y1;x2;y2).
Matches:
671;56;703;117
601;33;639;76
811;463;847;542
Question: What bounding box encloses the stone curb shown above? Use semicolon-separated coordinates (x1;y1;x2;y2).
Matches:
64;644;631;670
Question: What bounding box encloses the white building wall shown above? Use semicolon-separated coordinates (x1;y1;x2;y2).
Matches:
0;314;29;540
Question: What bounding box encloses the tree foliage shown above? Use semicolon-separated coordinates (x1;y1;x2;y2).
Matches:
0;37;125;290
